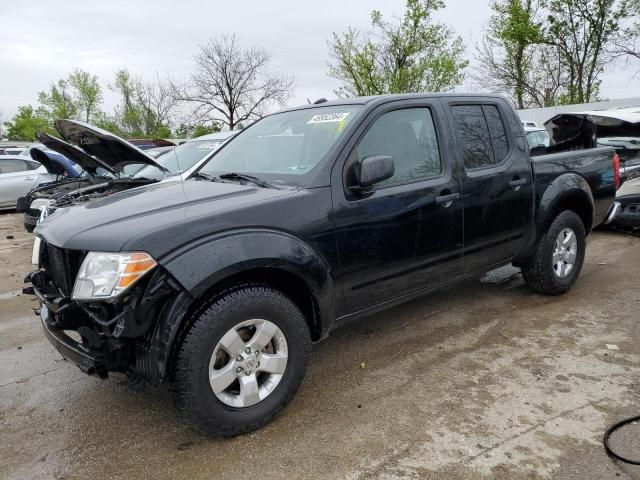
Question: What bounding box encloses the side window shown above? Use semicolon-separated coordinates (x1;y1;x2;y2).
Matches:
354;107;441;187
0;160;29;174
451;104;511;169
483;105;509;163
451;105;494;169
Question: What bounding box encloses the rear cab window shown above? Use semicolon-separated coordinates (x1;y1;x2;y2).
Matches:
450;103;511;170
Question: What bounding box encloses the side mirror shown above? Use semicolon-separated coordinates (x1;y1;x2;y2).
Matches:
350;155;395;192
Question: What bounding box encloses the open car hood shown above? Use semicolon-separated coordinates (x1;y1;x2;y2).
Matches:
36;132;117;176
29;147;80;177
544;110;640;149
54;119;168;174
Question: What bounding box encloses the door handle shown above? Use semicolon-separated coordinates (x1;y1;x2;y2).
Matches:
509;178;527;190
24;176;35;181
435;192;460;207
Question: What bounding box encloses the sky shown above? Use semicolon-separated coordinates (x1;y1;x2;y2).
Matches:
1;0;639;126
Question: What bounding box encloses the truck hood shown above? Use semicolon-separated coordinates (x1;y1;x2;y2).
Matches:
36;132;116;176
53;119;167;174
35;179;296;255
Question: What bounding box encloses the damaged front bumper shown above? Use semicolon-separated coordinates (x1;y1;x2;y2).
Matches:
25;267;185;383
39;302;108;377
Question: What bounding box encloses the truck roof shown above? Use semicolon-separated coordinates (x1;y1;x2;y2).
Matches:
281;93;509;113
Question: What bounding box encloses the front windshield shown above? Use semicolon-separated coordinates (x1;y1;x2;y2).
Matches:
197;105;362;184
133;139;228;180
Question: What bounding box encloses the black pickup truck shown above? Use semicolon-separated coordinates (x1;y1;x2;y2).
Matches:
26;94;618;436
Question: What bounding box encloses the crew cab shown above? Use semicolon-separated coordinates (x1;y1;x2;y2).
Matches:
26;94;618;437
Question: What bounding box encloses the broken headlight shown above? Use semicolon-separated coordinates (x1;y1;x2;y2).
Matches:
72;252;157;300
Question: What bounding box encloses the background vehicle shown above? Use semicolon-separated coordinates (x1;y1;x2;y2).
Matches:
145;146;174;159
18;129;237;231
0;151;79;210
128;138;175;150
524;126;551;153
16;121;167;231
136;130;238;181
0;146;29;155
27;94;618;437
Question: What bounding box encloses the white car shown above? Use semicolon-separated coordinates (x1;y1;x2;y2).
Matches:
0;156;54;209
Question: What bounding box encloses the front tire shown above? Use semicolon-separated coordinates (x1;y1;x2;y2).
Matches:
172;284;311;437
521;210;586;295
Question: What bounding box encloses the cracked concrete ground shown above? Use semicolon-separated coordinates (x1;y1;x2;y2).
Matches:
0;211;639;479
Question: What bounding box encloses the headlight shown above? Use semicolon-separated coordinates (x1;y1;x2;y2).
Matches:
30;198;54;211
72;252;157;300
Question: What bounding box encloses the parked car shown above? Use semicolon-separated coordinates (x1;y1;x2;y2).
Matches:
18;126;237;232
609;176;640;230
26;94;618;436
135;130;238;181
524;126;551;153
0;151;79;210
128;138;175;150
543;109;640;228
145;146;174;159
16;121;167;231
0;146;29;156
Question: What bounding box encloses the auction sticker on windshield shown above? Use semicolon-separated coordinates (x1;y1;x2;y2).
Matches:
307;112;350;124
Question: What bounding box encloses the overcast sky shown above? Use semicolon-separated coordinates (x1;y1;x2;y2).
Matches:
1;0;639;124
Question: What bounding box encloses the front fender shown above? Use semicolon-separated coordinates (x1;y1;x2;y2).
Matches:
160;229;333;300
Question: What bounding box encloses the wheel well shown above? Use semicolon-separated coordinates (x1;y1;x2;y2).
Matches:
553;193;593;233
184;268;322;342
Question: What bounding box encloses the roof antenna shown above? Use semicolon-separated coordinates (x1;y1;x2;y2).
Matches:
313;98;328;104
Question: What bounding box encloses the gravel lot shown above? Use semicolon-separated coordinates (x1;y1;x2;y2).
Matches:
1;211;639;480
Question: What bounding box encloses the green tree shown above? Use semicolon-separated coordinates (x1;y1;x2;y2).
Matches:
38;79;78;121
473;0;543;108
110;69;176;138
37;68;104;124
543;0;628;103
174;122;222;138
328;0;468;96
68;68;103;123
3;105;54;141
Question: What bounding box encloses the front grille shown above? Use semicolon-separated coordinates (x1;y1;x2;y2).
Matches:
43;243;85;296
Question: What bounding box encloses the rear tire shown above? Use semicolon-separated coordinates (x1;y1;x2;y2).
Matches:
521;210;586;295
172;284;311;437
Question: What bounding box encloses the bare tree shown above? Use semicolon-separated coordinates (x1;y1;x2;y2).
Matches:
138;73;179;133
474;37;569;108
177;35;294;130
612;0;640;70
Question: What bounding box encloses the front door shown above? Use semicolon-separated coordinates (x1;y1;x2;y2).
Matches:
332;103;464;314
0;160;40;207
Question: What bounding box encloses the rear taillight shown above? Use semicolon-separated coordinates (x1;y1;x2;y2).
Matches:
613;153;620;190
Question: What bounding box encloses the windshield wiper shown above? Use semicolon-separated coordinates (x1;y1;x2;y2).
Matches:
191;171;216;181
218;172;280;189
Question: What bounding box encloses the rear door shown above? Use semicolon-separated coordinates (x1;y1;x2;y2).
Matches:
0;159;40;207
332;100;464;314
444;99;534;273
